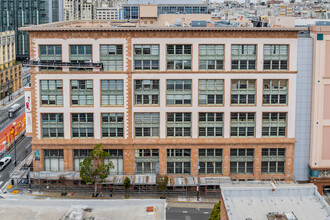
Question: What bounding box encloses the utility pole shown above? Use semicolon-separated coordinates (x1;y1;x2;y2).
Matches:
197;159;200;201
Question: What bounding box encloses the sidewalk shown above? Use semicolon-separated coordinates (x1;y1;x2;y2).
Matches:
0;92;24;110
5;186;219;208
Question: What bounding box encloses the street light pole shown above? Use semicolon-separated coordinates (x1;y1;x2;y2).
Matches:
197;159;200;201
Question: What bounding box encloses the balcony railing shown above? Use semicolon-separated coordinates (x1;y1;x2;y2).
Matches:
23;61;103;70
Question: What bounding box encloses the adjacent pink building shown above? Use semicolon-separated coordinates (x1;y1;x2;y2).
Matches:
309;26;330;194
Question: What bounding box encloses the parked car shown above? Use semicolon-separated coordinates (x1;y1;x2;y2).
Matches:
0;156;11;171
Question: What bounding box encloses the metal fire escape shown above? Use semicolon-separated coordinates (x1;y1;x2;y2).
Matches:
22;60;103;70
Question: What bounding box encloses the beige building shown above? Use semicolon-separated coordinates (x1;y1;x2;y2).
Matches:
20;21;300;188
309;26;330;194
64;0;94;21
138;4;212;27
0;31;22;100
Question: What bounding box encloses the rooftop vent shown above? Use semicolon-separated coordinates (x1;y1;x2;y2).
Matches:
266;212;298;220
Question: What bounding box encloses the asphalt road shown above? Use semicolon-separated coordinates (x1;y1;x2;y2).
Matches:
0;136;32;189
166;207;212;220
0;95;25;131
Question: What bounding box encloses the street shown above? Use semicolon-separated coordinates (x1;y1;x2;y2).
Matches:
0;136;32;189
166;207;212;220
0;95;25;132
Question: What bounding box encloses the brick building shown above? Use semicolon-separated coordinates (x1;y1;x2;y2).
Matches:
20;21;299;184
0;31;22;101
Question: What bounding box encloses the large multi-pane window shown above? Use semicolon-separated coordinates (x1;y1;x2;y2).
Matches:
230;149;254;174
167;113;191;137
39;45;61;61
231;79;256;105
263;79;288;105
41;113;64;138
231;45;256;70
101;80;123;106
262;113;287;137
134;80;159;105
70;45;92;63
73;149;92;171
199;79;224;105
134;45;159;70
101;113;124;138
264;45;288;70
71;80;93;106
44;149;64;171
103;149;124;175
167;80;191;105
135;149;159;174
135;113;159;137
199;149;222;174
167;149;191;174
231;113;255;137
40;80;63;106
199;113;223;137
167;45;192;70
71;113;94;138
261;148;285;174
199;45;224;70
100;45;123;71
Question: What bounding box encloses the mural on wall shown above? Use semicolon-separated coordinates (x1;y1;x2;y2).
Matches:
25;90;32;133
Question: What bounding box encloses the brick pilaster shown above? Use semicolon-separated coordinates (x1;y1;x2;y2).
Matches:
222;147;231;176
159;147;167;175
254;146;261;180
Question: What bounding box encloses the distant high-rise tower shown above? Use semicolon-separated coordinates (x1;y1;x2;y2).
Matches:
0;0;64;60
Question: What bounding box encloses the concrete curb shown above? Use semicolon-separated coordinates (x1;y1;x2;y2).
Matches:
21;193;218;204
167;200;217;204
23;193;111;199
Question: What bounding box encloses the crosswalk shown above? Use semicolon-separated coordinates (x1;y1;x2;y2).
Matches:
0;181;3;187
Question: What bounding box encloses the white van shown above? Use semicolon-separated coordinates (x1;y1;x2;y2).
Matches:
0;156;11;171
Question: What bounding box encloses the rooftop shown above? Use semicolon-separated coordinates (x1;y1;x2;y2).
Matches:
0;196;166;220
19;20;305;32
221;182;330;220
126;0;205;5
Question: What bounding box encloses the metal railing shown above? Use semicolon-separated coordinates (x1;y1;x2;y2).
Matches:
22;61;103;69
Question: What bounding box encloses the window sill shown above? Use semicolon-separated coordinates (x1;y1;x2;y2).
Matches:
262;104;288;107
40;105;63;107
71;105;94;107
100;105;125;107
134;104;160;107
230;136;255;138
198;104;224;107
166;104;192;107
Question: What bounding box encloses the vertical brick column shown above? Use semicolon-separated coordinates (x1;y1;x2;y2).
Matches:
222;147;230;176
285;144;295;180
254;146;261;180
64;148;73;171
123;148;135;175
191;147;198;176
159;147;167;175
30;72;38;140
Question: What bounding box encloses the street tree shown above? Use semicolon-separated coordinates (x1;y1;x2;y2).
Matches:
156;175;168;199
123;176;131;198
209;200;221;220
80;143;114;197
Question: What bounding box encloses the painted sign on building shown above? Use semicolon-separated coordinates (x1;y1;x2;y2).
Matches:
24;90;32;133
